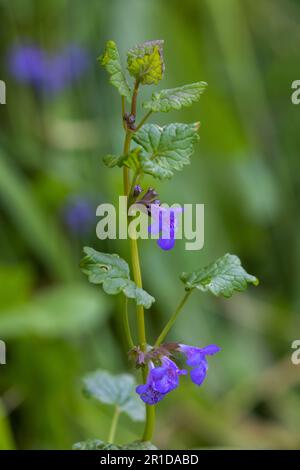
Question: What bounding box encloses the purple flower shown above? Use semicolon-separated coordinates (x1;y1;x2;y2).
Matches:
136;358;186;405
150;357;187;393
7;42;89;94
63;196;95;235
45;44;89;93
179;344;220;386
149;205;182;251
135;382;166;405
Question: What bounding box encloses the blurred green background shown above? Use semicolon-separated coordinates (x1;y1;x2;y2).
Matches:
0;0;300;450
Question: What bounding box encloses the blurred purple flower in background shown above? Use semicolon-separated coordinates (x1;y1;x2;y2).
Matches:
63;196;95;235
7;42;89;94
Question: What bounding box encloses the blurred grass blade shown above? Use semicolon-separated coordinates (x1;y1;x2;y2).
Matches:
0;401;15;450
0;284;110;338
0;152;74;281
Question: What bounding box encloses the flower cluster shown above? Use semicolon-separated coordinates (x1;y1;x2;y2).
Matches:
136;343;220;404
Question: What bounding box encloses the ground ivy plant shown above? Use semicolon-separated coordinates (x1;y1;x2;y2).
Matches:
73;40;259;451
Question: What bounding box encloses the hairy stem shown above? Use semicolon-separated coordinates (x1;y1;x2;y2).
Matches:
121;96;126;131
155;291;192;347
135;110;152;131
129;237;147;349
123;132;132;196
108;406;120;443
122;297;134;349
122;89;155;442
131;80;140;117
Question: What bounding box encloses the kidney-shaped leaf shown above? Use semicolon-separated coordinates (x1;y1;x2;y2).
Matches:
80;247;154;309
73;439;157;450
133;123;200;180
83;370;145;422
73;440;119;450
181;253;259;298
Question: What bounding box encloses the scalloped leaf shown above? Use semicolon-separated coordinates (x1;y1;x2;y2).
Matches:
132;123;200;180
73;439;157;450
143;82;207;113
99;40;131;102
80;247;154;308
73;440;119;450
181;253;259;298
123;440;158;450
83;370;145;422
127;40;164;85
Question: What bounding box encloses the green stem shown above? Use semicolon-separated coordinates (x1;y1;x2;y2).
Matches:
123;132;132;196
122;85;155;443
121;96;126;131
131;80;140;116
129;210;154;441
130;237;147;349
142;365;156;441
122;297;134;349
155;291;192;347
108;406;120;443
135;110;152;131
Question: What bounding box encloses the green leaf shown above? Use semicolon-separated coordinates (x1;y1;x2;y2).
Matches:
122;440;158;450
143;82;207;113
132;123;200;180
73;439;157;450
73;440;119;450
80;247;154;308
181;253;259;298
99;40;131;102
127;40;164;85
118;148;142;171
102;154;120;168
0;284;109;338
103;148;141;171
83;370;145;422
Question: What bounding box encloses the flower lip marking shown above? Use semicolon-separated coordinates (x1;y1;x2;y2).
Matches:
149;205;183;251
179;344;221;386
